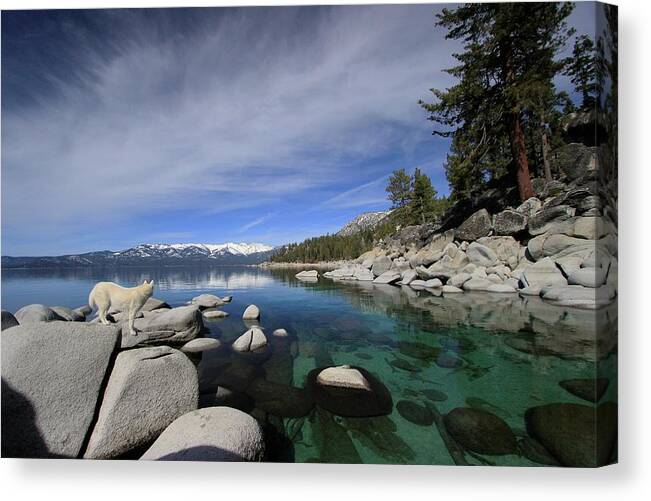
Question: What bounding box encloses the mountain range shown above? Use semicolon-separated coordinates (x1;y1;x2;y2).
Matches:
1;242;276;268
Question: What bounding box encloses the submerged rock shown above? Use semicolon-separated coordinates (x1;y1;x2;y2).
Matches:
140;407;265;462
246;378;314;418
559;378;609;403
396;400;434;426
525;402;617;467
444;407;518;455
308;366;392;417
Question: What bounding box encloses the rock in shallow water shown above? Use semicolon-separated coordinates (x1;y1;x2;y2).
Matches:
190;294;224;309
317;365;371;391
444;407;518;455
140;407;265;462
525;402;617;467
180;337;221;354
232;327;267;353
242;304;260;320
203;309;229;319
245;378;314;418
84;346;198;459
122;305;203;348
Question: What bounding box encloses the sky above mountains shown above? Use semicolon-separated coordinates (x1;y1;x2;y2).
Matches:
1;3;594;255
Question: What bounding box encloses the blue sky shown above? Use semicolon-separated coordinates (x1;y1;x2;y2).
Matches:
1;3;595;255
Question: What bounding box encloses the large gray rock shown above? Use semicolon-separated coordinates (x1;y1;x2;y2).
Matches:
462;278;494;292
373;271;401;285
353;267;374;281
568;267;607;288
1;310;19;330
1;322;120;458
141;297;171;312
521;257;567;288
14;304;63;324
400;269;418;285
476;236;522;269
84;346;198;459
371;256;393;277
516;197;542;218
493;209;527;235
49;306;85;322
466;242;499;267
550;142;598;181
540;284;615;309
448;273;472;288
528;205;575;235
317;365;371;391
456;209;492;241
140;407;265;461
122;305;203;349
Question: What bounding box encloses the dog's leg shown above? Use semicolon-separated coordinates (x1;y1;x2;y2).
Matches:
128;302;138;336
99;306;110;325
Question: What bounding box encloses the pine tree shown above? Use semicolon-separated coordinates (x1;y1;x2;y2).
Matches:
420;2;574;202
410;168;438;225
386;169;412;209
567;34;597;110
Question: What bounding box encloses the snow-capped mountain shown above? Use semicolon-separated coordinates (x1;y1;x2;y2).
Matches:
115;242;274;259
2;242;276;268
336;211;391;237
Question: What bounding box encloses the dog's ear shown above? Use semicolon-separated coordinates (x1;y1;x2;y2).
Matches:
149;280;155;285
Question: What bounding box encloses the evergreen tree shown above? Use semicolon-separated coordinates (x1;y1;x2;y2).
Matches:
385;169;412;209
410;168;438;225
566;34;597;110
420;2;574;201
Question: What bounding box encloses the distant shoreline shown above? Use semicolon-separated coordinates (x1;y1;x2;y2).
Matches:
257;261;346;270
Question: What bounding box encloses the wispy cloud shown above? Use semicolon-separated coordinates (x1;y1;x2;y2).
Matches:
318;174;391;210
2;5;455;254
239;213;275;233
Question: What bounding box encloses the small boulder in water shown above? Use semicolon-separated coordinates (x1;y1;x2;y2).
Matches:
221;295;233;303
180;338;221;354
272;328;289;338
232;327;267;353
242;304;260;320
203;309;229;319
295;270;319;279
317;365;371;391
190;294;225;309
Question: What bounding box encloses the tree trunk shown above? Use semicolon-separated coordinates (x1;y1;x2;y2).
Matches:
508;112;535;201
540;116;552;182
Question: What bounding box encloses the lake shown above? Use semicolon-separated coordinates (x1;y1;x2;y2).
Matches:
0;265;618;465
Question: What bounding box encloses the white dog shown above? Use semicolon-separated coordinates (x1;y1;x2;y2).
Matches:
89;280;154;336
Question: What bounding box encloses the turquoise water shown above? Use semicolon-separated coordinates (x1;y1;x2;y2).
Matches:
1;266;617;465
